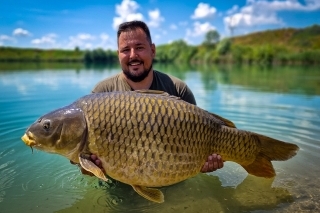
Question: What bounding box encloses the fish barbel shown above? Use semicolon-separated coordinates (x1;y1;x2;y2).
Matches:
21;90;299;203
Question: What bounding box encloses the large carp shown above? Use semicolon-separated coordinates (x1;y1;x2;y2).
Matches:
21;90;299;203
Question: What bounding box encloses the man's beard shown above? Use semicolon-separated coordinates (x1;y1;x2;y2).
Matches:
122;64;153;82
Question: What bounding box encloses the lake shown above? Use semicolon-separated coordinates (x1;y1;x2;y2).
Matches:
0;63;319;213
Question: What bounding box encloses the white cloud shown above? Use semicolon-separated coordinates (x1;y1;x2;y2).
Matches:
246;0;320;11
67;33;95;49
154;34;161;40
186;21;216;37
77;34;95;40
224;12;281;29
224;0;320;30
113;0;144;29
31;34;57;46
100;33;109;42
98;33;116;49
179;21;188;26
0;35;15;42
227;5;239;15
170;24;177;30
147;9;164;27
191;3;217;19
13;28;31;37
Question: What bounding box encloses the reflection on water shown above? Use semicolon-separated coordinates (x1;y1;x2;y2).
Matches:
57;172;294;213
0;63;319;213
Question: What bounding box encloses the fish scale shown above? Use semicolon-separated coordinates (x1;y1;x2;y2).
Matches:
81;92;237;185
21;90;299;203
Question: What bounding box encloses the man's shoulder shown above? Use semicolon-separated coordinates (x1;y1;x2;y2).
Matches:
153;70;186;86
92;73;123;93
101;73;122;82
153;70;196;105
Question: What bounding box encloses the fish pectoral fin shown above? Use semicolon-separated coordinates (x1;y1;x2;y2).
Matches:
79;156;108;182
132;185;164;203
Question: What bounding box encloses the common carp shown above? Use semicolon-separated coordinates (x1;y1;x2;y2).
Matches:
21;90;299;203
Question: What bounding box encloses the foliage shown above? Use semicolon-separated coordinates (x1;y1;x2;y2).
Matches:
216;38;231;55
203;30;220;45
83;49;117;63
0;47;84;62
155;40;197;63
1;25;319;65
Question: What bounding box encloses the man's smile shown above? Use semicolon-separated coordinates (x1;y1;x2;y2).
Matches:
128;60;143;66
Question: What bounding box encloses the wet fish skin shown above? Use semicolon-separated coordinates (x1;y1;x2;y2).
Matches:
21;90;299;203
81;91;213;187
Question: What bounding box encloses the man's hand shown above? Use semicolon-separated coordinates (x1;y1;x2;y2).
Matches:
201;154;224;173
90;154;104;171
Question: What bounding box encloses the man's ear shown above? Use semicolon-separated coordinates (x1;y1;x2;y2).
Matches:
151;43;156;57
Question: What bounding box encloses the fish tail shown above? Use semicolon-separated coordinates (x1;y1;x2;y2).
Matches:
242;134;299;178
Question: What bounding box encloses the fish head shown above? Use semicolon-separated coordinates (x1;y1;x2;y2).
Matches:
21;105;87;159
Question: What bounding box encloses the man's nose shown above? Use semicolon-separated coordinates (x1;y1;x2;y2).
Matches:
130;48;137;58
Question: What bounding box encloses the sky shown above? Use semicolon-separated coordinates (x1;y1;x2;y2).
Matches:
1;0;319;50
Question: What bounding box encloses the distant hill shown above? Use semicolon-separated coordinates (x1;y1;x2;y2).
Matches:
231;24;320;50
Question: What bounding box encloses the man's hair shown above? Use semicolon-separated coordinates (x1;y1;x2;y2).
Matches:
117;20;152;45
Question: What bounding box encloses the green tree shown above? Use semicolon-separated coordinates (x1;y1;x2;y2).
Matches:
217;38;232;55
204;30;220;45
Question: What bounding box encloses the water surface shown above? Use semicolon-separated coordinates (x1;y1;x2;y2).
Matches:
0;63;319;213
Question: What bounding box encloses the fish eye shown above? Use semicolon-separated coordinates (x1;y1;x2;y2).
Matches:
43;120;51;131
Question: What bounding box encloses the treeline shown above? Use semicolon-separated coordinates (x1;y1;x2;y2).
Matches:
0;24;319;65
0;47;117;63
83;49;117;63
156;24;320;65
155;39;320;65
0;47;83;62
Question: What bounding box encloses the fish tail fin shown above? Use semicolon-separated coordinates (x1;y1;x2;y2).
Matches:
242;134;299;178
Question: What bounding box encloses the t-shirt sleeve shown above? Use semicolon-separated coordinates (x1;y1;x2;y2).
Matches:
181;85;197;105
152;70;197;105
91;81;108;93
177;82;197;105
91;73;131;93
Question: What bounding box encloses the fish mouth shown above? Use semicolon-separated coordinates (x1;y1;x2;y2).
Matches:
21;131;36;147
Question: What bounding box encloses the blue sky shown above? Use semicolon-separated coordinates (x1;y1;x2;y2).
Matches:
1;0;319;50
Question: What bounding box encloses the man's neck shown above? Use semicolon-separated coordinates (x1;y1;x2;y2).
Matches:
122;70;154;90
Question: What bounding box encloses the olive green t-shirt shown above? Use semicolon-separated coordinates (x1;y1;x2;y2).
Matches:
92;70;197;105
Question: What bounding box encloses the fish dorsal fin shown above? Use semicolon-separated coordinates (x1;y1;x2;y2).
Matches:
210;112;236;128
135;89;170;96
79;156;108;182
135;89;182;101
132;185;164;203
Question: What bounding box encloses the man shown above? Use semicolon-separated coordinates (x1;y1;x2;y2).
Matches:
86;20;223;175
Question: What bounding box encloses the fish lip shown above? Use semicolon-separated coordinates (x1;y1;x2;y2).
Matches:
21;131;36;147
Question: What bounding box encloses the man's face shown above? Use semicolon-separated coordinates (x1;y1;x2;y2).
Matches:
117;28;155;82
